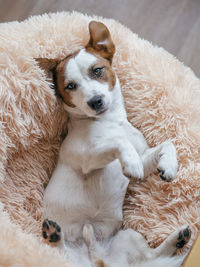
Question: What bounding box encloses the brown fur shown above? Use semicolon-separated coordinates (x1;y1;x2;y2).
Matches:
88;56;116;90
85;21;116;90
36;54;79;108
36;58;59;76
54;56;76;108
96;259;109;267
86;21;115;63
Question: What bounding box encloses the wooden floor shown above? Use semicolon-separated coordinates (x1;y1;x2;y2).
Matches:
0;0;200;77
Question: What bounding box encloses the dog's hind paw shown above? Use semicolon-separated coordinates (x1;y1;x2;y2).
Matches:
42;219;61;244
176;226;191;249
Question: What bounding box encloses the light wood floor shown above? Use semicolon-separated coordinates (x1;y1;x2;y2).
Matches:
0;0;200;77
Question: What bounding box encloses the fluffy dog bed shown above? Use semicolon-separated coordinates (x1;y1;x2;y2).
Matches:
0;11;199;266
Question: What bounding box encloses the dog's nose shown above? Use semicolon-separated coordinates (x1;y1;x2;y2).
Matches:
87;95;104;111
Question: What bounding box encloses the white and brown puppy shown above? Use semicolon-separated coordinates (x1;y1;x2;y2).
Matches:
37;21;190;267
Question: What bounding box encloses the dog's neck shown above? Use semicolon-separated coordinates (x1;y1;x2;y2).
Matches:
64;77;127;125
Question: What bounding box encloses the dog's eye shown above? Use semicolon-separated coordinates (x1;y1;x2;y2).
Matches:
65;82;77;91
92;67;103;77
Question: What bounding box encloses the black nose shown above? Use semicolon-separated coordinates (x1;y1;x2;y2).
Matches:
87;95;104;111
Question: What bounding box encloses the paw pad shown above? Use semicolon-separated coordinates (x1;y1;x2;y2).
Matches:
176;226;191;248
42;219;61;243
157;168;173;182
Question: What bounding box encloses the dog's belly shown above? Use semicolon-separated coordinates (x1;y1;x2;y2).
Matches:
43;160;129;242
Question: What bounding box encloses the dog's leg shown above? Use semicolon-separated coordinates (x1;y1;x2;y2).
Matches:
150;225;191;258
124;121;177;181
105;228;152;266
142;141;178;181
106;226;191;265
83;224;111;267
83;138;144;180
42;219;65;249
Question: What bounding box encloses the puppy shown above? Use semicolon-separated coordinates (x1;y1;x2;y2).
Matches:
37;21;190;267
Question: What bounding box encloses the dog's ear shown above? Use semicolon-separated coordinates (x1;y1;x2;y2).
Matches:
35;58;59;77
86;21;115;63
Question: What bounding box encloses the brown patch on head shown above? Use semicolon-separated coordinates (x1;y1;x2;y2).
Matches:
35;58;59;78
35;52;79;108
88;55;116;90
86;21;116;90
54;55;76;108
96;259;109;267
86;21;115;63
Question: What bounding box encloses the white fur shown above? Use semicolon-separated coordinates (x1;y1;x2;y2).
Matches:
43;49;182;266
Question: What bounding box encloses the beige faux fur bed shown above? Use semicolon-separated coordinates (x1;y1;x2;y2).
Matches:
0;11;200;266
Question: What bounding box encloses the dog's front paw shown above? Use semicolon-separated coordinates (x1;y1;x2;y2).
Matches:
157;142;178;182
157;158;178;182
121;154;144;180
42;219;61;244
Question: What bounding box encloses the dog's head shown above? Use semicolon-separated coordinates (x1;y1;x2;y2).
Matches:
36;21;116;118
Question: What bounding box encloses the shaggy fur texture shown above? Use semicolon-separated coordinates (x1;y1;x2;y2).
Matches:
0;11;199;266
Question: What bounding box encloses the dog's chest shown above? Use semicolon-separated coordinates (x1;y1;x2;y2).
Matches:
59;119;124;170
60;123;94;169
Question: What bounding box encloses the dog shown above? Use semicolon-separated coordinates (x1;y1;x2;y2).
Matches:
37;21;191;267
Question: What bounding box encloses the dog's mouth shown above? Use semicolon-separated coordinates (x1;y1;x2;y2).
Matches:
96;107;108;116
